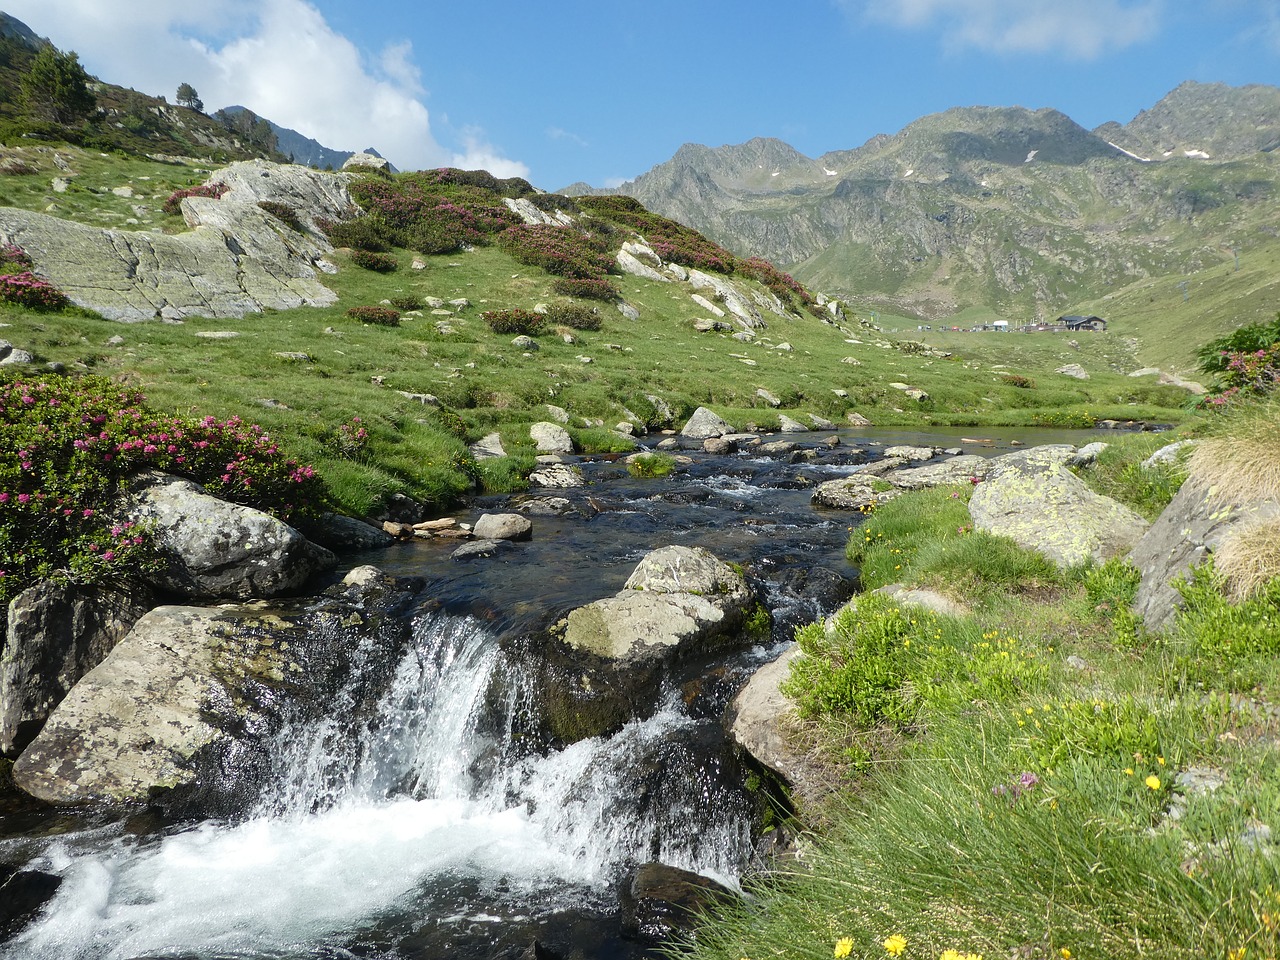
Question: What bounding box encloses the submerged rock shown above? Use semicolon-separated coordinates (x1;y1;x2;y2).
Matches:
620;862;737;943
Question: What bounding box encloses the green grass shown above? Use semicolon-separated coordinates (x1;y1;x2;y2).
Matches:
678;452;1280;960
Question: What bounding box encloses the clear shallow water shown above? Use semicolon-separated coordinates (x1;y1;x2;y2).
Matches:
0;426;1113;959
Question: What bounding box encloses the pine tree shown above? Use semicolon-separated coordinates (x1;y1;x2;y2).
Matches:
18;47;96;125
175;82;204;112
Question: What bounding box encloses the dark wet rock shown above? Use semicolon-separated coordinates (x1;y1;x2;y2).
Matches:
375;492;429;525
2;579;154;757
515;496;576;516
300;512;393;552
120;472;336;600
0;865;61;939
620;862;737;943
11;567;422;814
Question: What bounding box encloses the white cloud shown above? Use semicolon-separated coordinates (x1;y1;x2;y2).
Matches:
451;130;531;180
0;0;526;173
602;176;629;189
547;126;590;148
850;0;1163;59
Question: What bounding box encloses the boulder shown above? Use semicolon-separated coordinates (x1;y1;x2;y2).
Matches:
884;445;939;462
620;863;737;943
530;421;575;455
969;451;1149;570
616;249;669;282
1056;363;1090;380
811;474;903;510
341;152;390;172
690;293;725;317
529;464;584;488
1;579;154;756
119;473;336;600
300;512;393;552
470;431;507;460
472;513;533;541
687;270;767;331
777;414;808;433
1142;439;1195;469
885;455;992;490
728;645;830;808
450;539;514;561
557;546;754;663
1129;478;1280;632
874;583;970;618
1067;442;1109;468
680;407;733;440
11;568;422;812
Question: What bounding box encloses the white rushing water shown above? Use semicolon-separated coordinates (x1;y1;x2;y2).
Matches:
7;612;752;959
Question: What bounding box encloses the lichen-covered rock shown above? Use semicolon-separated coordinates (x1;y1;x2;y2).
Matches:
120;473;336;600
885;454;992;490
883;444;939;462
1;579;154;756
811;473;902;509
11;568;420;812
969;451;1148;569
1129;478;1280;632
559;546;753;662
472;513;533;541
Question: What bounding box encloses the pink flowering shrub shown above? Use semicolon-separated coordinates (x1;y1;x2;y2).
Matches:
575;195;738;276
552;276;619;301
497;224;614;280
348;249;398;272
162;181;230;216
0;374;326;606
0;271;69;310
0;243;33;273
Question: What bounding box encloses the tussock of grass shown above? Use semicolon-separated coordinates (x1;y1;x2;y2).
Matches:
1214;517;1280;601
1188;402;1280;502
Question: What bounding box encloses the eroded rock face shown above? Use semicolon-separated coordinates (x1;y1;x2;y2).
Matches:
1;580;154;756
11;567;420;812
0;160;350;322
969;451;1148;569
1129;478;1280;632
120;473;336;600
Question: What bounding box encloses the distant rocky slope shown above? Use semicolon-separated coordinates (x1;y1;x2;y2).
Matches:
573;82;1280;322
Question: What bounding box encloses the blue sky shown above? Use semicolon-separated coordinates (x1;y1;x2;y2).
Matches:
4;1;1280;189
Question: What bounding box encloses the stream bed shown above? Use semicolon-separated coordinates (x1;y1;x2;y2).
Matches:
0;425;1110;959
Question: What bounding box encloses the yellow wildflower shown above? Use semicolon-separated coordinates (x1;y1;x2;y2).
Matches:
1228;948;1246;960
1124;767;1134;775
1060;950;1072;959
834;938;854;959
940;951;963;960
884;934;908;956
1145;774;1161;790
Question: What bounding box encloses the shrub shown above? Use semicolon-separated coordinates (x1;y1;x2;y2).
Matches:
0;374;325;607
326;416;369;458
324;215;398;252
257;200;305;232
551;276;619;301
482;309;545;335
497;224;614;280
545;303;602;330
390;296;422;311
0;271;69;311
346;305;401;326
738;256;816;310
1000;373;1037;389
0;243;33;275
348;249;398;272
162;182;229;216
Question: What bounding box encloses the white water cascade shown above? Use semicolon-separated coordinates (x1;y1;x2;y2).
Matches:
6;611;756;959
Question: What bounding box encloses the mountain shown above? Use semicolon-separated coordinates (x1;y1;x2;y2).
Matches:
217;105;393;171
0;11;45;49
574;82;1280;324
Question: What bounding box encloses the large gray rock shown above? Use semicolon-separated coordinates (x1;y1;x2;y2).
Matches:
811;473;903;509
687;270;767;331
1129;478;1280;632
530;421;575;455
1;580;153;756
301;512;393;552
615;249;669;282
11;568;421;811
728;645;830;808
558;546;754;662
680;406;733;440
0;160;351;322
120;473;336;600
969;451;1149;570
472;513;533;541
883;445;939;462
885;455;992;490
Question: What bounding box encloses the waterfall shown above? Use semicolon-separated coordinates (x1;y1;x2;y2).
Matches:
7;610;756;959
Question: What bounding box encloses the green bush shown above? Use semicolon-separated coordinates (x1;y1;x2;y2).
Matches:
551;276;619;301
545;303;602;330
257;200;304;232
324;215;398;252
345;305;401;326
389;296;422;311
1081;557;1144;646
1171;563;1280;691
482;309;545;335
626;452;676;478
348;249;398;272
